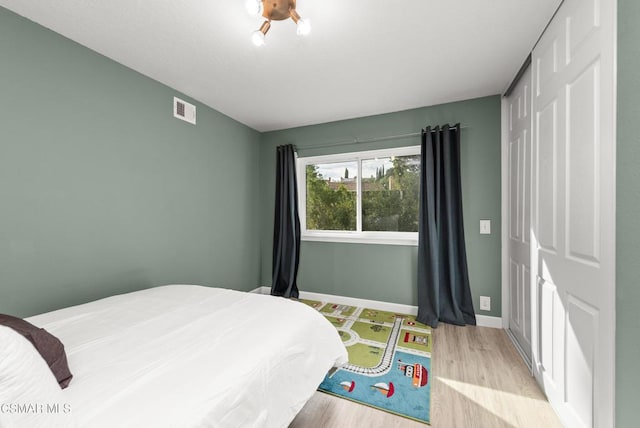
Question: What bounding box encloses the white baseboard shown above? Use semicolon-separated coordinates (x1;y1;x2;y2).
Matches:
252;286;502;329
475;314;504;329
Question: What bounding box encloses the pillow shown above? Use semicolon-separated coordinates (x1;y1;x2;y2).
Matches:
0;314;73;388
0;325;76;428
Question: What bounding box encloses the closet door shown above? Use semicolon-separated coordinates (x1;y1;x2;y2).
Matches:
506;66;532;363
531;0;615;426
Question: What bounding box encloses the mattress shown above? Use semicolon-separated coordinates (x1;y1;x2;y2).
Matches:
26;285;348;428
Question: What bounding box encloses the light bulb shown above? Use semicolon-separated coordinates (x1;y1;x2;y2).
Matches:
245;0;263;16
251;30;266;46
296;19;311;36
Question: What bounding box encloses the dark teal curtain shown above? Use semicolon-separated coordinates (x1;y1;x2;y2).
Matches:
271;144;300;298
417;125;476;327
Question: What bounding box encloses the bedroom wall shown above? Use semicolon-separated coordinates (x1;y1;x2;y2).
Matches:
259;96;502;317
616;0;640;425
0;8;262;317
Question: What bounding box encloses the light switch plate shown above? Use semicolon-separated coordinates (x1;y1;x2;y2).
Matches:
480;296;491;311
480;219;491;234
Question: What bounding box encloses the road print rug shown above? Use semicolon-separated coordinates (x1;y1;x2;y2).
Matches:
301;300;431;424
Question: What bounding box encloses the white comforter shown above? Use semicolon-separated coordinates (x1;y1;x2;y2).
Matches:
27;285;347;428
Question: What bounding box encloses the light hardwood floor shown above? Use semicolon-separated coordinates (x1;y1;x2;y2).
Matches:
290;324;563;428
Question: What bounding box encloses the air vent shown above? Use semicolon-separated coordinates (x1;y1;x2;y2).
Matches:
173;97;196;125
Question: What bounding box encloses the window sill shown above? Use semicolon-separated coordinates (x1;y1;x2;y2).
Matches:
301;232;418;246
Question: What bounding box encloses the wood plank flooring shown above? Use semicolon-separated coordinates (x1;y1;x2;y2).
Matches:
290;324;563;428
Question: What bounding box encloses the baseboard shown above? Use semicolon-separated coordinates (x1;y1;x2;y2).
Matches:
252;286;501;329
475;314;504;329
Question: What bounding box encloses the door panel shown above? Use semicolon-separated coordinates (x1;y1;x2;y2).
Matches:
536;100;558;254
506;66;532;362
510;139;521;241
567;0;600;56
565;294;598;428
523;132;531;246
523;265;531;344
531;0;615;426
510;258;521;329
566;62;600;265
536;39;558;96
539;279;556;380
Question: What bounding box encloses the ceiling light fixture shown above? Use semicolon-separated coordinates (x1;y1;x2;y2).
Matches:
251;21;270;47
246;0;310;46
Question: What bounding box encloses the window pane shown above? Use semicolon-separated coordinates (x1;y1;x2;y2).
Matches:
306;161;357;231
362;154;420;232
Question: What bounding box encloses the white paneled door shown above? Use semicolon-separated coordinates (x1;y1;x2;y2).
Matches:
531;0;615;427
506;66;533;363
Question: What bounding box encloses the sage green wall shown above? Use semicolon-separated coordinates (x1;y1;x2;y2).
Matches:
260;96;502;316
616;1;640;426
0;8;261;317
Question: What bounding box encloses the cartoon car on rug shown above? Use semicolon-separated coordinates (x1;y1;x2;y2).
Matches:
397;361;429;388
403;331;429;346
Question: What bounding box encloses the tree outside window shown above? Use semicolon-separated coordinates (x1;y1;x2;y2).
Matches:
301;148;420;243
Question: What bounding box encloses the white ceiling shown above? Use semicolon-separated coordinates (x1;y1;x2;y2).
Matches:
0;0;561;132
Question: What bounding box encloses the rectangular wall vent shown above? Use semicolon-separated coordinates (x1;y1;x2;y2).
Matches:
173;97;196;125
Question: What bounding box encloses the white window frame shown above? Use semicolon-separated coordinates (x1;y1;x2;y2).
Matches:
297;145;420;246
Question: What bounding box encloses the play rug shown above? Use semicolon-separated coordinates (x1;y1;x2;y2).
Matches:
302;300;432;424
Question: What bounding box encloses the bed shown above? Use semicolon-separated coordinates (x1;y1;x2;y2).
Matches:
0;285;348;428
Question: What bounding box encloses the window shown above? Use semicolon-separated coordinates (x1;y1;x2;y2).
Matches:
297;146;420;245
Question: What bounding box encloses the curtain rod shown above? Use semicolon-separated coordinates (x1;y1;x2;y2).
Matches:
297;125;467;152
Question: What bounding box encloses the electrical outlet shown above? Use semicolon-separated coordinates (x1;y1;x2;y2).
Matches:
480;219;491;234
480;296;491;311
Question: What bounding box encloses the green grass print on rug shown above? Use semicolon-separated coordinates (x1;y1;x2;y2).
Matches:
301;300;432;424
